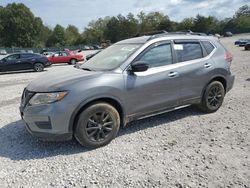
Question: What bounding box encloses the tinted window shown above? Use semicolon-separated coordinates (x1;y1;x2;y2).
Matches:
174;42;203;62
61;52;68;56
6;54;20;60
139;43;172;68
21;54;34;59
201;41;215;55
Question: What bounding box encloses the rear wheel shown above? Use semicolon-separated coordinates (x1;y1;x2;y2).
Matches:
74;103;120;148
69;59;77;65
33;63;44;72
198;81;225;113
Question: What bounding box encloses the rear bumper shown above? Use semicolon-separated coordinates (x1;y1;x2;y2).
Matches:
45;62;52;67
226;75;235;92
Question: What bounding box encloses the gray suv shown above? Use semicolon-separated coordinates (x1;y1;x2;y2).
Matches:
20;33;235;148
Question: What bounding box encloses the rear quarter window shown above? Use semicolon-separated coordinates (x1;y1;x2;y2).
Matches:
201;41;215;55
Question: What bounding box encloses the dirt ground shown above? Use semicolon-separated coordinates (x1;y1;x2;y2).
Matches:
0;35;249;187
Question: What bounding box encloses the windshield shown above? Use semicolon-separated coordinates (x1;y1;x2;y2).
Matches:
80;43;141;71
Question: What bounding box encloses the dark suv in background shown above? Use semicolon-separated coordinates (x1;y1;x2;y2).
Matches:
20;33;235;148
0;53;50;72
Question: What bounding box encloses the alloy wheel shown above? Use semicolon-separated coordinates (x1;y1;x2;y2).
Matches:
207;85;223;108
85;111;114;142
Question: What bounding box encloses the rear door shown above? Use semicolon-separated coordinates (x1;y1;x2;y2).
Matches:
60;52;70;62
20;53;35;69
51;52;69;63
172;40;216;104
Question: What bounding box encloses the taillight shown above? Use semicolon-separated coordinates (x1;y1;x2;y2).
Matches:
225;52;233;62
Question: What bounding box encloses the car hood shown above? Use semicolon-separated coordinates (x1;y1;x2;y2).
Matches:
27;67;101;92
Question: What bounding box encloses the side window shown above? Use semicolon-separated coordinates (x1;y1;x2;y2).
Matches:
62;52;68;56
6;54;20;60
21;54;34;59
201;41;215;55
54;53;59;57
174;42;203;62
139;43;172;68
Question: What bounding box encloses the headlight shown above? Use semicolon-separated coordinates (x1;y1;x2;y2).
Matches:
29;92;68;105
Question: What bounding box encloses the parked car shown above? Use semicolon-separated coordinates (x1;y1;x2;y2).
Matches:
245;43;250;50
0;53;50;72
225;31;233;37
215;34;221;38
27;50;34;53
48;51;84;64
235;39;250;46
86;50;101;61
42;52;54;57
0;49;7;55
20;33;235;148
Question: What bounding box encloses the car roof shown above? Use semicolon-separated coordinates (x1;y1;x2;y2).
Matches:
117;34;216;44
7;53;36;56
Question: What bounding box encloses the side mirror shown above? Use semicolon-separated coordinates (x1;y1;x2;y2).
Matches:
130;61;149;72
52;54;55;57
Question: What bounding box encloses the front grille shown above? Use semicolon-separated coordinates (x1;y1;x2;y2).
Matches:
21;88;35;107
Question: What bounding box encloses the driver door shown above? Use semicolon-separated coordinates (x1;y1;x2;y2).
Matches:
124;41;181;118
2;54;21;71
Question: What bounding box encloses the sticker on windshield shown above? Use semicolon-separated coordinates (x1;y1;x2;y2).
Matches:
174;44;183;50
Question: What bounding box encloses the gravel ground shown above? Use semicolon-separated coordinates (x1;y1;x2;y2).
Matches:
0;35;249;188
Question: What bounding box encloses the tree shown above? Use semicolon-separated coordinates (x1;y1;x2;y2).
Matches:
47;24;66;47
193;15;218;33
0;3;44;47
235;5;250;17
82;17;110;44
65;25;81;46
177;18;195;31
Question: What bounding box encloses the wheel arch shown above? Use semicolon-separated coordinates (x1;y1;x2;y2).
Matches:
69;97;126;133
70;58;77;62
202;75;227;99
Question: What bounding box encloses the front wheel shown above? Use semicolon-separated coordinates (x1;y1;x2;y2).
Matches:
74;103;120;148
33;63;44;72
198;81;225;113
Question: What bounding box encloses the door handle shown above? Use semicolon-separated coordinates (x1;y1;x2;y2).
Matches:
17;61;21;63
204;63;212;68
168;71;178;78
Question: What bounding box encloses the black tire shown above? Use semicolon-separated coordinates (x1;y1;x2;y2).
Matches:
198;81;225;113
69;59;77;65
74;102;120;148
33;63;44;72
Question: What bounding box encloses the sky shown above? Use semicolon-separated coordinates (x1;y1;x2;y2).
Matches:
0;0;249;31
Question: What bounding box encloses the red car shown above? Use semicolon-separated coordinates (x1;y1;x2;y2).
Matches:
48;51;84;64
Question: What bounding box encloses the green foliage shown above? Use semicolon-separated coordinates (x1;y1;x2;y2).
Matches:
46;24;65;47
65;25;81;46
0;3;44;47
0;3;249;48
235;5;250;17
82;17;110;44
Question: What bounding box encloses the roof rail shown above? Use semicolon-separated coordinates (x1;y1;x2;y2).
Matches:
146;31;208;41
134;30;168;37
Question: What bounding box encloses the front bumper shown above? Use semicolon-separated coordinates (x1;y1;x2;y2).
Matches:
19;92;74;141
23;120;72;141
